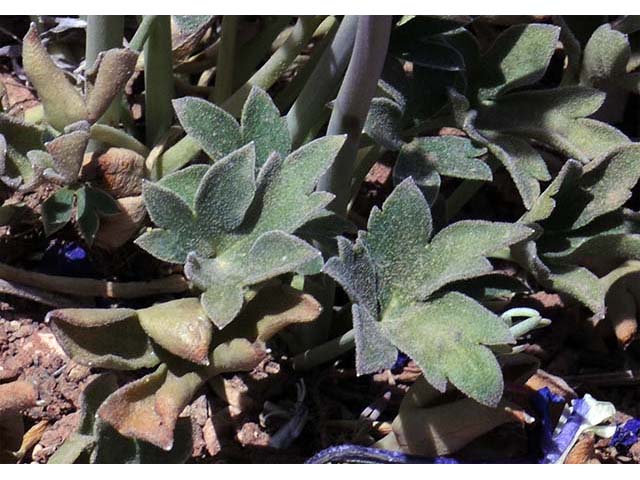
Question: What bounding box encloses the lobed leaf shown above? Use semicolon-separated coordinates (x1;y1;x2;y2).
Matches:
383;292;513;407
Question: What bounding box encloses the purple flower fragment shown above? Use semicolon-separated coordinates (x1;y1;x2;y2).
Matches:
38;240;94;277
610;419;640;453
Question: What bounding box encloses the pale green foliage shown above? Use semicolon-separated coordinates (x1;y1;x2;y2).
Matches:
581;23;640;94
393;136;490;204
514;144;640;318
174;86;291;168
137;135;345;328
436;22;630;210
325;179;532;406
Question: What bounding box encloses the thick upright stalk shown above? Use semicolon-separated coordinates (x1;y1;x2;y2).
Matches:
212;16;238;104
233;16;293;89
275;16;339;112
317;16;392;215
297;16;391;351
223;16;324;116
85;16;124;125
144;15;174;146
129;15;158;53
286;15;358;148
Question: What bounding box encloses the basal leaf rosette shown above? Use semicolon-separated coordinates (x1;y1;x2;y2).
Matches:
136;133;345;329
324;178;534;406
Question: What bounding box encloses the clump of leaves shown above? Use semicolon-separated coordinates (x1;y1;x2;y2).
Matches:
324;178;533;406
0;25;137;244
366;19;633;212
47;284;321;451
137;88;346;329
511;144;640;344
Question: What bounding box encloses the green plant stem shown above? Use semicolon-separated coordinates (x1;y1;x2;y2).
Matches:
212;16;239;104
144;15;174;147
292;328;355;370
89;124;150;156
85;16;125;126
286;15;358;148
317;16;392;215
129;15;158;53
233;16;294;89
223;16;324;117
154;135;201;178
275;15;339;112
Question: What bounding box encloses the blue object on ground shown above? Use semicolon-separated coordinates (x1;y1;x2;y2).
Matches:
610;419;640;452
38;240;94;277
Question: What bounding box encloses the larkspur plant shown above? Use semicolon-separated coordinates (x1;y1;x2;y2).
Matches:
1;15;640;464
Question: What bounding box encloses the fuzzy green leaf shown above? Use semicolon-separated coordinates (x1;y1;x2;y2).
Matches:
572;144;640;229
326;179;532;403
581;24;640;94
366;178;533;305
475;24;560;100
173;96;241;161
363;97;405;151
382;292;513;406
241;87;291;168
475;86;629;163
139;136;346;328
395;136;491;186
186;230;323;329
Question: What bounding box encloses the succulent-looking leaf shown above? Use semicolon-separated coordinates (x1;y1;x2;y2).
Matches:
47;308;159;370
86;48;138;124
50;374;192;463
42;127;90;184
137;298;212;365
93;285;320;450
0;114;44;186
22;24;88;130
